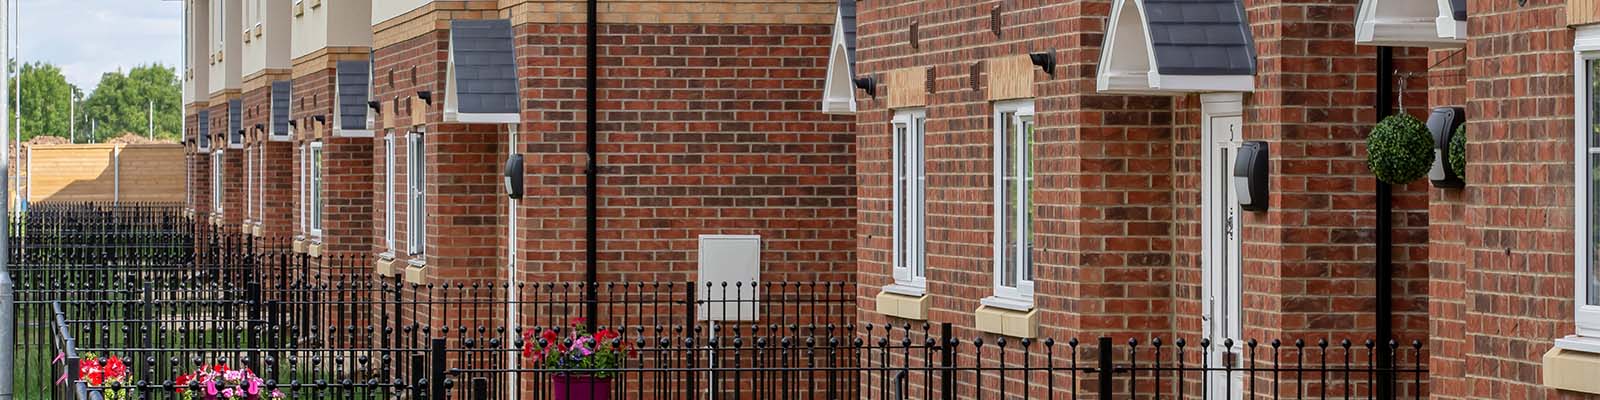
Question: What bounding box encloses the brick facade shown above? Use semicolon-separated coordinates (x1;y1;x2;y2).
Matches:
291;61;376;259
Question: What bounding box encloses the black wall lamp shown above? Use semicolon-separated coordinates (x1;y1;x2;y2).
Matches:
416;91;433;106
254;123;264;132
312;115;327;124
1427;106;1466;188
288;120;298;129
853;75;877;98
504;153;525;199
368;100;382;113
1030;50;1057;77
1233;141;1269;212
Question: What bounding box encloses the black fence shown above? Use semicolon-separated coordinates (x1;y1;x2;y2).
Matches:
17;203;1429;400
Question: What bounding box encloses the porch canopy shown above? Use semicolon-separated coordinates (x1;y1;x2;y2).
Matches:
1097;0;1256;95
821;0;858;115
1353;0;1465;47
444;19;521;124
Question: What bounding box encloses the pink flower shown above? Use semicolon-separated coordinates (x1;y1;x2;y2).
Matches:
205;380;219;396
247;378;260;395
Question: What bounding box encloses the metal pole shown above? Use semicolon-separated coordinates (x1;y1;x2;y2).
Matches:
148;100;154;139
0;0;18;397
1374;45;1395;400
68;94;73;143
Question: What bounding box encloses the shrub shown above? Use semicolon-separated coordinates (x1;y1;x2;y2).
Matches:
1366;114;1434;185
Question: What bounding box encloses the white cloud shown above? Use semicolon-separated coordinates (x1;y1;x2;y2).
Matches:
18;0;182;92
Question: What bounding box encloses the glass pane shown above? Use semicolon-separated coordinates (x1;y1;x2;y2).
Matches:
312;148;323;229
895;124;907;272
915;117;927;279
1001;111;1018;288
1022;120;1035;283
1591;60;1600;146
1592;153;1600;306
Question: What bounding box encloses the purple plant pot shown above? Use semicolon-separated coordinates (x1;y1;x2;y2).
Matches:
552;374;612;400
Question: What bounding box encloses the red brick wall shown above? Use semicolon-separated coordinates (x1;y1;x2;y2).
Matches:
242;84;297;240
1426;48;1469;400
186;111;209;214
206;101;246;227
292;67;375;258
509;21;857;289
374;30;508;280
1459;0;1585;398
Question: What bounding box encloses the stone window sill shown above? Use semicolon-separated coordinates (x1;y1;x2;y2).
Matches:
1544;336;1600;395
875;290;929;321
404;258;429;284
974;305;1038;339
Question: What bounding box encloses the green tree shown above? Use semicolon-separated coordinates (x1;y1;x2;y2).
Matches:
79;64;181;142
7;61;80;141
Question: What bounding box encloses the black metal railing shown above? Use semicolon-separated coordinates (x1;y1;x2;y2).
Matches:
18;202;1428;399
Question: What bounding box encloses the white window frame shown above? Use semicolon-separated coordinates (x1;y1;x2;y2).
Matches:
888;109;928;295
986;100;1036;309
1566;25;1600;351
407;131;427;259
384;131;397;256
256;140;265;223
309;141;324;238
211;150;223;214
298;142;308;236
244;146;254;223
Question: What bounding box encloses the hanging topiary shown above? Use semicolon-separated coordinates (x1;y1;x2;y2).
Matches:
1448;124;1466;180
1366;114;1434;185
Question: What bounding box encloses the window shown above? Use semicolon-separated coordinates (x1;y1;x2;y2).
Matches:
407;131;426;257
1573;26;1600;342
891;109;928;293
990;100;1035;307
309;141;324;237
211;151;223;214
244;147;253;222
256;144;264;223
384;131;397;254
298;143;308;235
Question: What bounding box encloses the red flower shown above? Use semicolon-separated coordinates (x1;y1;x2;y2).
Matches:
103;356;127;380
570;317;586;327
596;328;619;343
175;373;193;394
541;330;559;345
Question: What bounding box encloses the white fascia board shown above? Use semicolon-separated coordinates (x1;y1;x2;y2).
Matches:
333;129;375;138
445;112;521;124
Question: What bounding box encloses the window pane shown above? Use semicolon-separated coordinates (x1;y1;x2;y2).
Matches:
312;147;323;230
1023;120;1035;283
1591;60;1600;146
915;116;927;279
1591;154;1600;306
895;124;907;272
1001;111;1018;288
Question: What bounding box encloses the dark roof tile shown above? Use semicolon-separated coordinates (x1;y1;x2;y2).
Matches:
449;19;520;115
1143;0;1255;76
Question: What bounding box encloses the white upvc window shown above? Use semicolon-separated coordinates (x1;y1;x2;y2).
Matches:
256;142;265;223
384;131;397;255
988;100;1036;309
1568;25;1600;350
298;142;308;235
211;151;223;214
890;109;928;294
309;141;324;237
244;147;253;222
407;131;427;258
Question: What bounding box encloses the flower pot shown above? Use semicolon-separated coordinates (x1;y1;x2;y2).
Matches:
552;374;612;400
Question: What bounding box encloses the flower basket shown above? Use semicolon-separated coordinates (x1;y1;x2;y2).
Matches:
79;352;132;400
1366;113;1435;185
552;374;613;400
524;318;635;400
173;364;284;400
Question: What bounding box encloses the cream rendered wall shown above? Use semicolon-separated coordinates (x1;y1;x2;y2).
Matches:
292;0;373;60
242;0;292;76
208;0;241;96
371;0;439;26
185;0;211;105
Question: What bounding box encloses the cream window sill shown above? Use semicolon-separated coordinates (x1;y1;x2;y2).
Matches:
404;260;429;284
980;295;1033;312
306;242;323;258
875;290;930;320
374;255;400;277
1544;337;1600;395
291;237;307;253
975;305;1039;338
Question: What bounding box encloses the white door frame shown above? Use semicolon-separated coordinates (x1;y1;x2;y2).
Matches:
1200;92;1245;399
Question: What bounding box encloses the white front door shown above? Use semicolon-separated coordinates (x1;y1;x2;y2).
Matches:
1201;94;1245;399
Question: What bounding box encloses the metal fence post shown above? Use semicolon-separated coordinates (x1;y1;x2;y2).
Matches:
472;377;490;400
430;338;447;400
1098;337;1113;399
939;323;954;400
411;353;427;399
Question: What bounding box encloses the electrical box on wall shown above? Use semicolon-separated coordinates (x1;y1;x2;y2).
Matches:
1427;106;1466;188
1233;141;1269;212
504;153;524;199
696;235;761;322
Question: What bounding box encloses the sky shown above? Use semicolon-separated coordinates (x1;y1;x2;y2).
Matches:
20;0;184;92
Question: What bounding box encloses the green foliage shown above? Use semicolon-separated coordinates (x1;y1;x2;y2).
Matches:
1449;124;1466;179
1365;113;1434;185
79;64;181;142
7;61;80;142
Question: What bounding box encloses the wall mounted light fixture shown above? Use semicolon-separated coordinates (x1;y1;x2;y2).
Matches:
417;91;434;106
853;75;877;98
1030;50;1057;76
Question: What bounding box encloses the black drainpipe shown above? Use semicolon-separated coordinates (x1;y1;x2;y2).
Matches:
1374;45;1395;400
583;0;600;331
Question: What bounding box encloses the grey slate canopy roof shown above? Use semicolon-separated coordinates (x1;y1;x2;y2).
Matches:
197;110;210;148
839;0;857;75
1143;0;1255;76
336;60;371;130
271;81;292;135
228;100;242;144
449;19;519;115
1449;0;1465;21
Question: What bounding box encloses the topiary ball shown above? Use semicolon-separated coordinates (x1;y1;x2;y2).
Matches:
1366;114;1434;185
1448;124;1466;180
